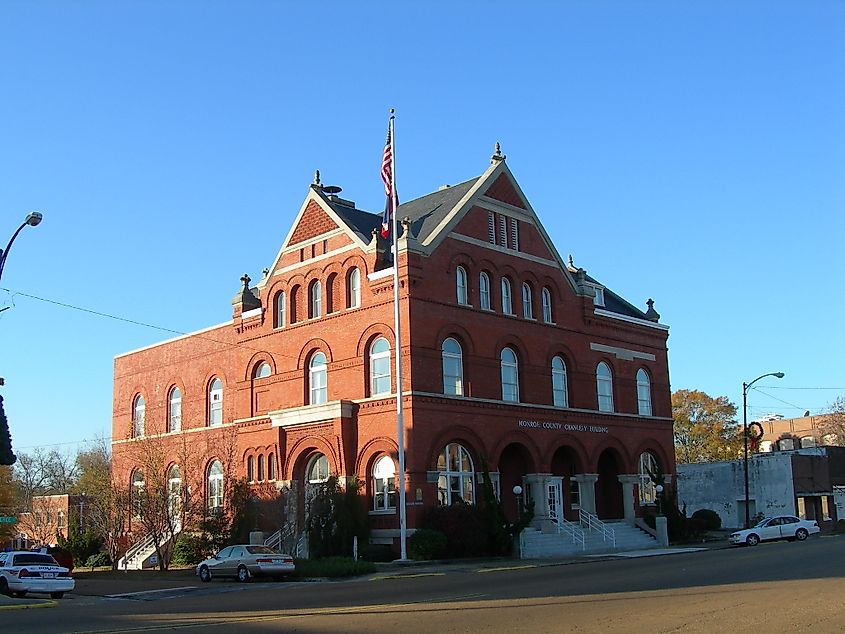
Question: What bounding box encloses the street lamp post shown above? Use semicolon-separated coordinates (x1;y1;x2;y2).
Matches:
0;211;43;283
743;371;785;529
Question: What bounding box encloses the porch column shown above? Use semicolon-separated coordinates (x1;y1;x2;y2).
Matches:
574;473;599;515
618;474;640;523
522;473;553;531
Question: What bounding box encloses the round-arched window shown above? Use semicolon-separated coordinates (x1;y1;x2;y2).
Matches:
307;454;330;484
436;443;474;505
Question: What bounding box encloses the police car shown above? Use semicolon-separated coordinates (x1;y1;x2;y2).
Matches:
0;550;75;599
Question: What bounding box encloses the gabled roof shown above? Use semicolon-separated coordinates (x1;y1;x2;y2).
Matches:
397;178;478;242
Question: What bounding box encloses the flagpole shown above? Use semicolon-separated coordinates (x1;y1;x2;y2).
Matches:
388;108;408;561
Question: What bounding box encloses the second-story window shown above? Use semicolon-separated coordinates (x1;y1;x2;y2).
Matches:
348;268;361;309
442;337;464;396
597;362;614;413
456;266;468;305
637;368;652;416
522;283;533;319
309;280;322;319
209;378;223;426
168;387;181;433
501;278;513;315
552;356;568;407
370;337;392;396
500;347;519;402
479;272;491;310
309;352;327;405
132;395;145;437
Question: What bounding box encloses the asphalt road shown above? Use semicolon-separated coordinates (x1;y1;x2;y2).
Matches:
6;536;845;633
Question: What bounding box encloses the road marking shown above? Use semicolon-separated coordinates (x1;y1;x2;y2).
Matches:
476;565;538;573
370;572;446;581
105;586;197;598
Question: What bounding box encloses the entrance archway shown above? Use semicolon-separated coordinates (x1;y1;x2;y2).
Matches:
596;449;624;519
497;443;534;522
551;446;581;521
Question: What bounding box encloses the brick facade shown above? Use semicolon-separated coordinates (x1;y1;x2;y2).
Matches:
111;154;675;548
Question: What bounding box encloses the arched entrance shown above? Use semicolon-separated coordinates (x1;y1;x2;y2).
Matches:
551;446;581;521
497;443;534;522
596;449;624;520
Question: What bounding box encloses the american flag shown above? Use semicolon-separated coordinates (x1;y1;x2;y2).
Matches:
380;122;396;239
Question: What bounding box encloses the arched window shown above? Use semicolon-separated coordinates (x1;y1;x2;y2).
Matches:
275;291;286;328
522;282;533;319
372;455;396;511
132;470;145;517
254;362;272;379
247;456;255;482
258;455;265;481
347;268;361;309
800;436;817;448
307;454;330;483
479;272;491;310
132;395;145;437
759;440;774;452
500;347;519;402
779;438;795;451
268;453;276;480
370;338;391;396
542;287;553;323
638;452;660;505
207;460;224;510
57;511;65;530
309;352;327;405
168;387;181;433
167;465;182;516
636;368;652;416
501;278;513;314
822;433;838;446
552;356;568;407
596;362;614;412
437;443;475;505
326;272;337;314
209;378;223;426
309;280;322;319
456;266;468;305
442;337;464;396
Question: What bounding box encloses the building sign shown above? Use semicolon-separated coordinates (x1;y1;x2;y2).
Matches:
518;420;609;434
0;516;17;523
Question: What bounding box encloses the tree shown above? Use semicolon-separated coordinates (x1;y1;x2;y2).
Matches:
672;389;741;464
817;397;845;445
13;448;78;510
0;395;16;466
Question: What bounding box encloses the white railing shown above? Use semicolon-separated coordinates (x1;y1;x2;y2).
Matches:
264;528;282;551
556;518;586;550
118;533;156;570
579;509;616;548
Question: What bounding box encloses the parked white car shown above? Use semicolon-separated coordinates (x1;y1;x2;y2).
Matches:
196;545;295;582
0;550;75;599
729;515;820;546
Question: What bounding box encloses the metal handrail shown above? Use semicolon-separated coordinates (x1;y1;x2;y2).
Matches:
579;509;616;548
556;518;586;550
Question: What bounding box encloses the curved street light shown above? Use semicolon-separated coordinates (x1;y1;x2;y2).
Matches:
0;211;43;283
743;371;785;528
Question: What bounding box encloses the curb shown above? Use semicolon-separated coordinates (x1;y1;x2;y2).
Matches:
0;599;57;611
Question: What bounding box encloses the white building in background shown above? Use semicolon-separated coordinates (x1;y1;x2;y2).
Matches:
677;447;845;530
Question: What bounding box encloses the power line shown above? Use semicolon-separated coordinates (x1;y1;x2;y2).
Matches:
1;287;298;360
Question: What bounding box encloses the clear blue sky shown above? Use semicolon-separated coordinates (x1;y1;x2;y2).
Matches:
1;1;843;456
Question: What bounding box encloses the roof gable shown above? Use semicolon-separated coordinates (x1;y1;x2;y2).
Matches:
483;173;525;209
288;200;339;246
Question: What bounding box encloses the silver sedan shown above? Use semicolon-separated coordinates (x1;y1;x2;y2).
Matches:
196;545;295;582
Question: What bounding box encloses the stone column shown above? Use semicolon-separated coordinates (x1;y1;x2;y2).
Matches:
617;475;640;524
574;474;599;515
522;473;553;531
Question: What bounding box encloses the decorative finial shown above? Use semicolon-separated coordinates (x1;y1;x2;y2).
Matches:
313;170;321;186
240;274;251;289
262;268;270;279
568;254;574;267
491;142;505;163
645;298;661;322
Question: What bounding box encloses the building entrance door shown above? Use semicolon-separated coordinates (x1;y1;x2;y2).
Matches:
547;477;564;524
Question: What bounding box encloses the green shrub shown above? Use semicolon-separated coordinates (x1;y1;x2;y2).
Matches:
292;557;376;578
422;504;488;558
691;509;722;530
359;543;395;562
408;529;447;561
306;476;369;559
85;552;111;568
171;533;206;566
685;517;708;539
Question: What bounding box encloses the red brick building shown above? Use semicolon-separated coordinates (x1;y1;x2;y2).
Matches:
111;148;674;551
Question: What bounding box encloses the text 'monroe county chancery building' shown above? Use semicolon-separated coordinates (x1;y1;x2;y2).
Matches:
111;146;674;552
